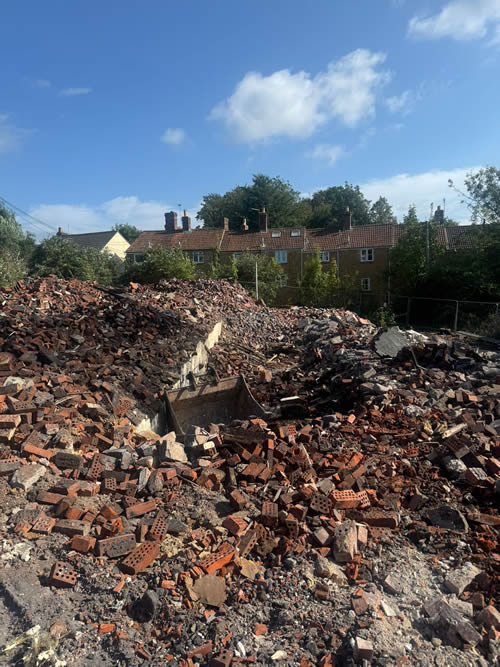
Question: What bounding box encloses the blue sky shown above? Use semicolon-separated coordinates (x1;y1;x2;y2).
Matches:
1;0;499;237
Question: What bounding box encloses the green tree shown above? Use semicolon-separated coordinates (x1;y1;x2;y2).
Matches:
198;174;310;231
113;223;142;243
208;249;238;280
0;206;36;286
30;236;122;284
299;250;339;307
389;205;444;296
369;196;397;225
449;166;500;224
236;252;283;305
309;183;371;228
124;246;195;284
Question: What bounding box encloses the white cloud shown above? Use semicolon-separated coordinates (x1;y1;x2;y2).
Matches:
161;128;186;145
408;0;500;42
307;144;344;166
0;114;31;153
210;49;390;142
59;87;92;96
29;196;200;237
385;90;413;113
34;78;51;88
361;166;480;222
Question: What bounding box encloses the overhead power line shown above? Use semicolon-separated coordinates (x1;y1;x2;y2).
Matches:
0;194;58;236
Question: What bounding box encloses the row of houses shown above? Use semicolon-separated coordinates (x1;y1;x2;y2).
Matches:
58;208;476;307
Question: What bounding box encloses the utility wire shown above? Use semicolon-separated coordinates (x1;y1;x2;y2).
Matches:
0;195;57;236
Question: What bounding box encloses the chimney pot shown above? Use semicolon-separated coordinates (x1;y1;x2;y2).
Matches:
342;207;352;231
258;209;268;233
242;217;248;231
181;211;191;232
165;211;180;233
223;217;229;231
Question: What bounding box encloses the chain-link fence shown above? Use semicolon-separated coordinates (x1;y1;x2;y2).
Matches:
392;296;500;337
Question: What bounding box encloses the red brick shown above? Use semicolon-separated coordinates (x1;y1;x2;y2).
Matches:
120;541;160;574
49;561;77;588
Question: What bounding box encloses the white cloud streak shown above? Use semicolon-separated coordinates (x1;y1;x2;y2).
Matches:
385;90;413;113
307;144;345;166
30;196;200;236
361;166;480;222
408;0;500;42
59;87;92;97
33;79;51;88
210;49;390;142
161;128;186;145
0;115;31;153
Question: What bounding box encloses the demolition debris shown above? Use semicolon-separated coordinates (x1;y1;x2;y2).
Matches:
0;277;498;666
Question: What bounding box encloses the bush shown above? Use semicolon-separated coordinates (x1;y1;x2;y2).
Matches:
236;252;283;305
123;246;195;284
299;250;339;307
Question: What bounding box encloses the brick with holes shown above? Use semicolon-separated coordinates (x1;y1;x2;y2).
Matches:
120;541;160;574
49;561;77;588
148;514;168;542
331;490;360;510
261;501;278;527
98;533;136;558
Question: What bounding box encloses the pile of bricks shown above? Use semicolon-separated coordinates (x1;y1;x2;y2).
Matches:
0;277;499;665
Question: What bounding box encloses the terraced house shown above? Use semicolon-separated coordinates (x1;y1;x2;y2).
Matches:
126;209;476;307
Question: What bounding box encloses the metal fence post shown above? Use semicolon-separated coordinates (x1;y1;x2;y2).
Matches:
453;301;459;331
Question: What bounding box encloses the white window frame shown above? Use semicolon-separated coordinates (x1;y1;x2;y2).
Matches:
360;277;371;292
275;250;288;264
320;251;330;263
192;251;205;264
291;230;301;237
271;231;281;238
360;248;374;262
133;253;144;264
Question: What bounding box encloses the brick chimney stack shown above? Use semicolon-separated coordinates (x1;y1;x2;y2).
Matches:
242;218;248;231
342;207;352;231
181;209;191;232
57;227;65;237
223;217;229;231
434;205;445;225
258;208;268;233
164;211;180;233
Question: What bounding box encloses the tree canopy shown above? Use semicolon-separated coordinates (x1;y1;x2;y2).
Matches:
113;223;142;243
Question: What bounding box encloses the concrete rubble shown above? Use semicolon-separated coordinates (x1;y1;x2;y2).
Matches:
0;276;498;665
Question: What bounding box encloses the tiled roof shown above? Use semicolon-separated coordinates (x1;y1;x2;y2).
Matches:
127;229;225;252
221;228;306;252
127;224;481;255
61;231;119;250
307;224;399;250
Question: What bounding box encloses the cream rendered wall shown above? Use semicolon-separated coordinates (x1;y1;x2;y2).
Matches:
103;232;130;259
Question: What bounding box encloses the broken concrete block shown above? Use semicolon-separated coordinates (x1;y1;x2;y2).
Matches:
444;563;481;595
477;605;500;630
315;557;348;586
354;637;373;661
192;575;226;607
374;327;409;358
10;463;46;491
333;521;357;563
426;505;469;533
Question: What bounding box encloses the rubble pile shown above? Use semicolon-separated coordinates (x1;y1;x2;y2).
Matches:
0;279;498;666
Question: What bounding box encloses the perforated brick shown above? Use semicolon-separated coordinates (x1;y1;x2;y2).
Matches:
148;514;168;543
310;492;332;515
331;490;360;510
87;454;104;481
237;529;258;556
32;515;56;534
120;541;159;574
50;561;77;588
102;477;117;493
261;501;278;527
197;548;235;574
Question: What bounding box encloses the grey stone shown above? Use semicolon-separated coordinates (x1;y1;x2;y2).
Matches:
426;505;469;533
9;463;46;491
444;563;481;595
374;327;409;358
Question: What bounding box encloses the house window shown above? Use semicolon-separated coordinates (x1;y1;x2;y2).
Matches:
275;250;288;264
320;251;330;263
272;231;281;238
291;230;301;237
233;252;242;260
133;253;144;264
279;274;288;287
360;248;374;262
192;251;205;264
361;278;371;291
